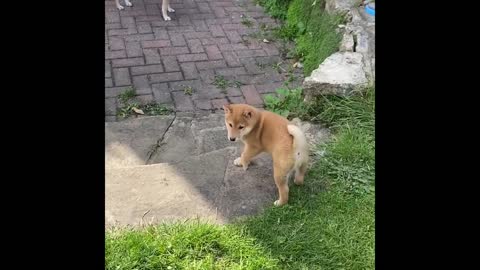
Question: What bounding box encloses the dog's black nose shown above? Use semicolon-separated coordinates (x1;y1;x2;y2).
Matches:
229;137;236;141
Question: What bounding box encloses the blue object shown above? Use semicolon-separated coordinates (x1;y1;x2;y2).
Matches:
365;3;375;16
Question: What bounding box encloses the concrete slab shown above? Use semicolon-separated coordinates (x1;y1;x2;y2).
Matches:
105;113;330;226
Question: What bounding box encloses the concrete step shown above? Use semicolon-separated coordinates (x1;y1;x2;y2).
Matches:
105;112;330;226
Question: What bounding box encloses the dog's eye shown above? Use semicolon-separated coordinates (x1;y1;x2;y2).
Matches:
239;126;244;129
229;123;233;127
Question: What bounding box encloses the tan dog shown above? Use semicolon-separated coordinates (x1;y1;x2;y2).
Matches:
223;104;309;206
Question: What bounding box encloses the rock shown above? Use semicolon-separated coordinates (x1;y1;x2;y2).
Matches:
364;56;375;82
352;25;374;80
303;52;368;99
339;32;354;52
355;31;369;54
325;0;356;15
335;6;375;84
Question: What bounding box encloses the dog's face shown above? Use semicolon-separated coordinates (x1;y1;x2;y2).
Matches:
223;104;255;142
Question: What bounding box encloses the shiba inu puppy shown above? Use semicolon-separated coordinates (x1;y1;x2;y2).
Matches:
223;104;309;206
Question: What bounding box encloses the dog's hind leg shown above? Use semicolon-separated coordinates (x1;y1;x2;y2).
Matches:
294;163;307;186
273;157;294;206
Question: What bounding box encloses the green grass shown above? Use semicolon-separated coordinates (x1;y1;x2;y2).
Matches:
106;87;375;269
305;89;375;129
294;4;344;75
256;0;345;76
310;89;375;194
106;222;278;270
106;185;374;270
256;0;292;20
265;87;375;193
237;182;374;269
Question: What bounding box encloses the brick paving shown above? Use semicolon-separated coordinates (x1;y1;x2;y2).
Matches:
105;0;302;121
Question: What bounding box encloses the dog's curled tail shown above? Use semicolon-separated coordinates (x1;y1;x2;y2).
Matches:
287;124;309;175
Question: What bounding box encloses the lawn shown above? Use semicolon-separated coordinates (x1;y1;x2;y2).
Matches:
105;88;375;270
106;1;374;267
258;0;345;76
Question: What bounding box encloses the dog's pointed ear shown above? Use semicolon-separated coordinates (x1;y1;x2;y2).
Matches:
243;109;253;119
223;104;231;114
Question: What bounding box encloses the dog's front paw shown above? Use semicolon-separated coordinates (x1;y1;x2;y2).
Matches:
234;157;242;166
163;15;171;21
117;4;125;10
125;0;132;7
168;7;175;12
234;157;249;170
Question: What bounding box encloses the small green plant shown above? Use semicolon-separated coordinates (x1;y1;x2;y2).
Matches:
284;65;297;85
117;87;138;118
241;17;254;28
264;88;307;119
251;31;275;42
248;31;262;40
241;39;251;46
212;76;243;92
271;62;284;73
118;87;136;105
256;62;266;69
248;24;280;42
142;103;171;116
213;75;230;92
259;22;269;31
283;74;297;87
232;80;243;88
183;86;193;96
278;40;298;60
287;47;302;61
117;101;141;119
118;102;171;118
116;87;171;119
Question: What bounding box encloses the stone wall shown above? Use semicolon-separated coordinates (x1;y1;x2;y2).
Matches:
303;0;375;100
